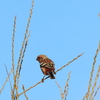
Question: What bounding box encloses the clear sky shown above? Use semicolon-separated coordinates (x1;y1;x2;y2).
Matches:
0;0;100;100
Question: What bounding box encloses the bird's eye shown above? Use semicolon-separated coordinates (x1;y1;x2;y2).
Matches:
36;57;41;61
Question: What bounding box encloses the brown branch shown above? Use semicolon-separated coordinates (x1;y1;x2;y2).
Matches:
18;52;84;97
64;71;72;99
56;53;84;73
55;81;63;98
55;71;72;100
90;65;100;99
12;15;16;76
13;1;34;99
0;66;14;94
83;41;100;100
22;85;28;100
92;85;100;100
4;64;12;91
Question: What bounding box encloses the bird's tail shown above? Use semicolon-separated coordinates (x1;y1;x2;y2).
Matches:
49;72;55;79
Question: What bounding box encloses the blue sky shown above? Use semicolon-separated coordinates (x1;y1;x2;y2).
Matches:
0;0;100;100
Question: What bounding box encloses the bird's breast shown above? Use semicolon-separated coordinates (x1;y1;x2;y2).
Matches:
41;67;55;75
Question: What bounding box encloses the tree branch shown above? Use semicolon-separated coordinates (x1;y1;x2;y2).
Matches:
18;52;84;97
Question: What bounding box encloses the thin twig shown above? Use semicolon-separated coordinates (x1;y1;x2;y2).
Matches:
87;42;100;100
16;1;34;84
22;85;28;100
0;67;13;94
92;85;100;100
18;31;30;75
16;0;34;77
55;71;71;100
13;1;34;99
64;71;71;100
55;81;63;99
18;80;43;97
12;15;16;76
83;41;100;100
56;53;84;73
18;53;84;97
90;65;100;99
11;15;17;100
4;64;12;91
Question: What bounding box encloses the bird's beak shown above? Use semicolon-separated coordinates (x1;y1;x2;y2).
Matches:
36;56;40;61
36;57;39;61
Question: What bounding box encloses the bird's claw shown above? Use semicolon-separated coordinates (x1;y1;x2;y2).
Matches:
41;78;44;82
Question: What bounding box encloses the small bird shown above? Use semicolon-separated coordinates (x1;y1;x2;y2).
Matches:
36;55;56;81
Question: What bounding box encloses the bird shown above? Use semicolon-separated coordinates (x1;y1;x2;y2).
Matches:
36;55;56;81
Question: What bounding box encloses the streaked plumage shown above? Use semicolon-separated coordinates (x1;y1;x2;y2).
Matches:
36;55;55;79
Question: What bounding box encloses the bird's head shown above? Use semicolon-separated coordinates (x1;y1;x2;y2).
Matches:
36;55;48;62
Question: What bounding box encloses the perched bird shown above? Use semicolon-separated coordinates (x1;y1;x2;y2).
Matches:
36;55;56;80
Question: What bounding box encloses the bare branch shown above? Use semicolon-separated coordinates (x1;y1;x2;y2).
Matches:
22;85;28;100
18;53;84;97
4;64;12;91
92;85;100;100
55;53;84;73
90;65;100;99
12;15;17;76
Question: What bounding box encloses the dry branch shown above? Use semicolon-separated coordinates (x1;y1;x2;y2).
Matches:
11;15;17;100
55;71;71;100
22;85;28;100
55;81;62;98
18;53;84;97
83;41;100;100
4;64;12;91
90;65;100;99
0;67;13;94
92;85;100;100
64;71;71;100
56;53;84;73
12;15;16;76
